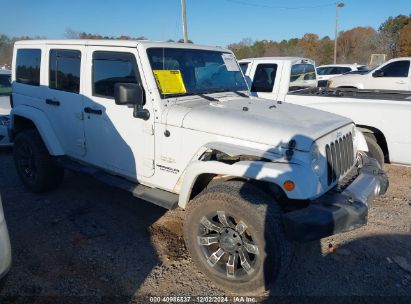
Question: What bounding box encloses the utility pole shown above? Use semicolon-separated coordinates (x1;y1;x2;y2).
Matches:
181;0;188;43
334;2;344;64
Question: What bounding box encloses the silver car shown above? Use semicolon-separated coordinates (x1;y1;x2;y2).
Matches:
0;194;11;280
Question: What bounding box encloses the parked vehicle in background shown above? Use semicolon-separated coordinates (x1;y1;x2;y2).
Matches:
328;57;411;90
316;64;368;87
239;57;317;100
0;194;12;282
0;70;11;146
242;57;411;166
10;40;387;294
0;70;11;114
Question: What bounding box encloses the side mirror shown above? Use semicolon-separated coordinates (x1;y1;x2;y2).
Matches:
114;83;144;106
372;70;384;77
114;83;149;120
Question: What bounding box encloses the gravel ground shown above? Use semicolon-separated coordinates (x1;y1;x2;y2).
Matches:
0;148;410;303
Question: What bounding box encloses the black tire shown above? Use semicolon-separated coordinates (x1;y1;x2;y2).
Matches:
13;130;64;193
183;181;293;295
364;133;384;167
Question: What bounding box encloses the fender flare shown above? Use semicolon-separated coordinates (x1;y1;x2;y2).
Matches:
177;159;318;209
11;106;64;155
355;128;369;152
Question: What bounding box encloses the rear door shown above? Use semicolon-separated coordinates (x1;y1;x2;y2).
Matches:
45;46;86;157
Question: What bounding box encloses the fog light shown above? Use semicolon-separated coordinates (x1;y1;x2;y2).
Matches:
283;180;295;192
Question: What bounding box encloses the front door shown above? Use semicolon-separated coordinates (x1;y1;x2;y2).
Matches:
367;60;411;90
45;46;86;157
82;46;155;180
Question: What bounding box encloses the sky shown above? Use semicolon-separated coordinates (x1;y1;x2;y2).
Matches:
1;0;410;47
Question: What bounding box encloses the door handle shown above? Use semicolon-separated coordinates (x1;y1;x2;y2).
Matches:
84;107;103;115
45;99;60;106
395;81;407;84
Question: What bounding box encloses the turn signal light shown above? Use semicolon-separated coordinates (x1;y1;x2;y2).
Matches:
283;180;295;192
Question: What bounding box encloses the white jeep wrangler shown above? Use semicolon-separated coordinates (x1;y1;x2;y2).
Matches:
10;40;388;294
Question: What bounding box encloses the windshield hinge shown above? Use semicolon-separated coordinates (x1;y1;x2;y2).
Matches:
143;124;154;135
76;112;84;120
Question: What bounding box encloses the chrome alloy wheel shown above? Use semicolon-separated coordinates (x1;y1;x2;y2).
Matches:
197;211;259;279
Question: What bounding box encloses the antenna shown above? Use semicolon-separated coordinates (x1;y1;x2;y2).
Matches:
181;0;188;43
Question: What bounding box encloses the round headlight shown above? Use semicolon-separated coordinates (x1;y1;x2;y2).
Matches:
311;144;322;175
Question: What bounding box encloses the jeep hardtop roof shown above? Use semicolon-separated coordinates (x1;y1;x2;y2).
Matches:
14;39;229;53
239;57;314;63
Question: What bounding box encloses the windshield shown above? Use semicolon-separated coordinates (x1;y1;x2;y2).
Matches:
0;73;11;95
146;48;248;98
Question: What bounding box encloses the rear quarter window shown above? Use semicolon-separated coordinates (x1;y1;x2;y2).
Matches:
16;49;41;86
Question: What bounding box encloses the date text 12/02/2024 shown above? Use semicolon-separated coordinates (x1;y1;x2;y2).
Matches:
149;296;258;303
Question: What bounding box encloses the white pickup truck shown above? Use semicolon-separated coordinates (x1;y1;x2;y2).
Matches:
327;57;411;91
240;57;411;167
10;41;387;294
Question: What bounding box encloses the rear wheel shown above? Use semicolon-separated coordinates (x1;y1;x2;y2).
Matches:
183;181;293;295
364;133;384;167
13;130;64;193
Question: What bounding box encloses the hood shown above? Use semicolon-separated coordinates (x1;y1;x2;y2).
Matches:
165;97;352;151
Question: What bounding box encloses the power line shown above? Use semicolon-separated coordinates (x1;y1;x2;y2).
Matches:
225;0;337;10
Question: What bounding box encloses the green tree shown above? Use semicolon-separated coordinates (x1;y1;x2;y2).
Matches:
378;14;411;58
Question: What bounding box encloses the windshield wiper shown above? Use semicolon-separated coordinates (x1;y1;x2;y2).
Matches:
164;91;218;101
201;89;249;97
163;92;197;98
163;89;249;100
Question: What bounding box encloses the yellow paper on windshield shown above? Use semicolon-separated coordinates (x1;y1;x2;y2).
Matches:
153;70;187;94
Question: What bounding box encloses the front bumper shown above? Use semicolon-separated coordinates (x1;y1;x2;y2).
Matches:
283;154;388;242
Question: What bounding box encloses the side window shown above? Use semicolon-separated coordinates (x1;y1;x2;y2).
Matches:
329;67;340;75
380;61;410;77
16;49;41;86
251;64;277;93
49;49;81;93
240;63;249;74
338;67;351;74
92;51;140;98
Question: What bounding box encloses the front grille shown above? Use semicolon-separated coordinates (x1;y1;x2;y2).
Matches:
326;132;354;185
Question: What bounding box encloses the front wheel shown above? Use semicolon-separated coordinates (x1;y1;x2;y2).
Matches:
13;130;64;193
183;181;293;295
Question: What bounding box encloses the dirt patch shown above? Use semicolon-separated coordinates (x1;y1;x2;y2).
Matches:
149;210;188;264
0;148;410;300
